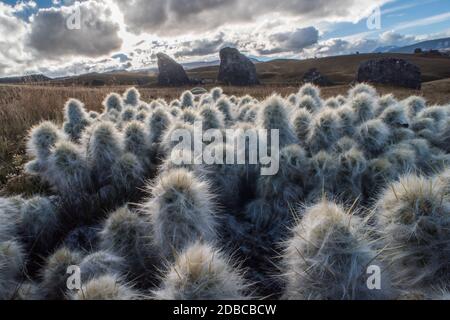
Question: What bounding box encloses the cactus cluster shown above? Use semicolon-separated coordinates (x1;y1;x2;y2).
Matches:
1;84;450;300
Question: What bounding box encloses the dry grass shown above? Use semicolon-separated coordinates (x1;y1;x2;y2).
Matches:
1;80;450;193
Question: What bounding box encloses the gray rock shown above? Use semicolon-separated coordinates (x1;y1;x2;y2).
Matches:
218;47;259;86
357;58;421;89
303;68;332;86
191;87;208;95
157;53;190;86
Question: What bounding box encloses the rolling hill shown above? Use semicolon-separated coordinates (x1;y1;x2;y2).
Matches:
1;53;450;86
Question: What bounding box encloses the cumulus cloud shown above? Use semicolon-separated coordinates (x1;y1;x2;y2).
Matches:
113;0;390;35
379;31;417;46
174;33;229;57
0;2;30;75
256;27;319;54
27;1;123;58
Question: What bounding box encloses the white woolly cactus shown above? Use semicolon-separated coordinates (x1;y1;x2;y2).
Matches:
179;109;199;125
180;90;194;109
210;87;223;102
153;242;249;300
47;140;92;194
26;121;64;174
292;108;312;143
72;274;141;300
349;93;375;124
120;106;136;124
324;97;340;109
19;196;59;253
169;106;180;118
348;83;377;99
287;93;297;106
0;241;25;300
100;207;160;285
376;174;450;290
123;87;141;107
85;122;123;185
376;94;397;117
298;83;322;109
283;200;392;300
161;121;196;156
143;169;217;258
419;106;448;124
297;95;320;113
385;143;417;174
103;93;123;113
40;247;82;300
308;151;339;202
195;143;241;210
216;97;234;125
63;99;91;142
238;95;254;108
307;108;342;153
89;111;100;120
0;197;22;243
123;121;151;170
6;82;450;301
257;95;298;147
356;119;391;156
199;105;225;130
148;107;171;144
336;105;356;137
111;153;144;194
403;96;426;118
380;104;409;128
336;147;368;201
248;144;308;228
79;251;125;283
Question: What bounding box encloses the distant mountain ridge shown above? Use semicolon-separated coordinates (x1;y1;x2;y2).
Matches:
387;37;450;54
0;74;51;84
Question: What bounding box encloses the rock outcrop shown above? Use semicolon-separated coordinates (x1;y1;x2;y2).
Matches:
218;47;259;86
357;58;421;89
157;53;190;86
302;68;333;86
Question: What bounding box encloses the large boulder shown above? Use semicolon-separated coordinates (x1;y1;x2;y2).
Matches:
303;68;332;86
357;58;421;89
218;47;259;86
157;53;190;86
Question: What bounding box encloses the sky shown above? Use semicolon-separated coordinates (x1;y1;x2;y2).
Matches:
0;0;449;77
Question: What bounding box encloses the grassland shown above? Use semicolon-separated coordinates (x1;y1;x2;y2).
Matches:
1;51;450;193
1;79;450;195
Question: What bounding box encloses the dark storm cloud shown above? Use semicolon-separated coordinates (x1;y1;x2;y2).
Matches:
113;0;387;35
27;1;122;58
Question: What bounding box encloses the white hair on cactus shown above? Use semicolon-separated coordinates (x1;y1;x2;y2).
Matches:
283;200;392;300
257;95;298;147
103;93;123;114
123;87;140;107
72;274;142;300
376;173;450;290
349;93;375;124
348;83;377;99
210;87;223;102
180;90;194;109
0;241;26;300
153;242;249;300
143;169;217;259
63;99;91;142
